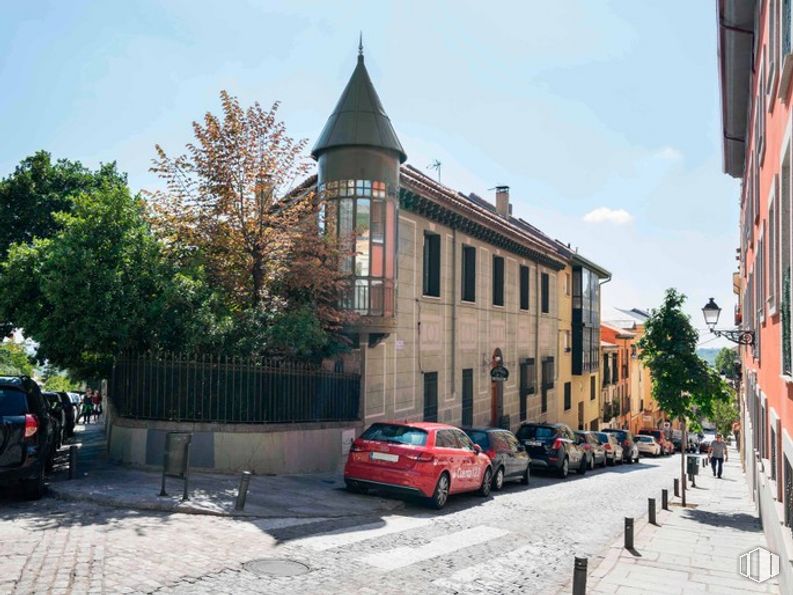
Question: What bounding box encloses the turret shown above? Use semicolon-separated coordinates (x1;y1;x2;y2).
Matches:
312;39;406;337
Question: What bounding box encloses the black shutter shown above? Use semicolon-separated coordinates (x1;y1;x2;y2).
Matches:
423;233;440;297
541;273;549;313
520;265;529;310
564;382;571;410
462;246;476;302
423;372;438;422
462;369;473;426
493;256;504;306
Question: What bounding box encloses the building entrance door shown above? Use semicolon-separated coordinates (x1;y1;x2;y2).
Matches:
578;401;584;430
491;349;504;427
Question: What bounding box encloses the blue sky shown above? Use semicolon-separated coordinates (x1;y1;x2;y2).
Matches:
0;1;738;346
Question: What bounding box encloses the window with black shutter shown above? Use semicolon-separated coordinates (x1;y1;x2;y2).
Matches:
563;382;571;410
423;372;438;422
422;233;440;297
461;369;473;426
493;255;504;306
541;272;550;313
520;265;529;310
461;245;476;302
590;375;596;400
519;358;535;421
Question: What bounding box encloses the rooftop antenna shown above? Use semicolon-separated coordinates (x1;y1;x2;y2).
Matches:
428;159;442;183
358;32;363;59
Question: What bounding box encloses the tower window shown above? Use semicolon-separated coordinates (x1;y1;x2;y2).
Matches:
423;232;441;297
462;245;476;302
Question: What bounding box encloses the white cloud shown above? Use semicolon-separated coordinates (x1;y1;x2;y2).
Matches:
655;146;683;161
582;207;634;225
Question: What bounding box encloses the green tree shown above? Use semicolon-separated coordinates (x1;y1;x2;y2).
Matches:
0;341;34;376
711;388;740;437
0;184;173;378
0;151;126;258
639;288;732;503
714;346;739;379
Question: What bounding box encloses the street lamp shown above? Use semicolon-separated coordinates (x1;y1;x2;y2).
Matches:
701;298;754;346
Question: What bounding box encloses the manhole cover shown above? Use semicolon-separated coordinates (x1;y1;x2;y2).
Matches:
245;559;310;577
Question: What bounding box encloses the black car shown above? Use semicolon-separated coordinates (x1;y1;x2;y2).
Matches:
462;427;531;490
42;392;65;450
57;392;76;439
601;428;640;463
0;376;56;499
516;422;586;478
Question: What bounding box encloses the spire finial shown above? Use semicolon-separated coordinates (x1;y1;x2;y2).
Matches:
358;32;363;61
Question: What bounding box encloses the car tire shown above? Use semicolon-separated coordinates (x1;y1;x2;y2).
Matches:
21;464;45;500
600;455;607;468
590;455;596;470
492;467;505;491
429;473;450;510
558;457;569;479
578;456;587;475
344;480;368;495
606;456;614;466
521;465;530;485
478;467;493;497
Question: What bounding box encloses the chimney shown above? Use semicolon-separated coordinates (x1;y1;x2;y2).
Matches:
495;185;510;217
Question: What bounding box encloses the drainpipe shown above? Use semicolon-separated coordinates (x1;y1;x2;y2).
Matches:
535;264;541;418
598;273;612;428
451;228;457;398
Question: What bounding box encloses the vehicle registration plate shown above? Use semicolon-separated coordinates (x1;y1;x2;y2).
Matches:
371;452;399;463
525;441;541;447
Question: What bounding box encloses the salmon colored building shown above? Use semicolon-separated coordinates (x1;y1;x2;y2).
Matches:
600;323;634;430
718;1;793;587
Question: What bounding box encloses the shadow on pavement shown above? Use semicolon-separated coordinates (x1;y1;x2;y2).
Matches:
681;508;763;532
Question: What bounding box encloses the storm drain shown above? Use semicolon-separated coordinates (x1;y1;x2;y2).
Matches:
244;559;310;577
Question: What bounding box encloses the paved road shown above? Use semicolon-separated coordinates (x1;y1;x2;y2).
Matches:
1;454;681;594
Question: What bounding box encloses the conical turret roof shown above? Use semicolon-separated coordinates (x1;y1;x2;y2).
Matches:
312;48;406;163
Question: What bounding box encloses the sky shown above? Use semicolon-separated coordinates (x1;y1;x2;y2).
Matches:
0;0;738;348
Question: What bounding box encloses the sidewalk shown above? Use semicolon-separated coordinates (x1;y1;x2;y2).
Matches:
47;421;404;519
585;446;780;594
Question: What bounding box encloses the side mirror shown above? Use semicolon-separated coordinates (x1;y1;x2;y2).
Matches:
473;444;482;454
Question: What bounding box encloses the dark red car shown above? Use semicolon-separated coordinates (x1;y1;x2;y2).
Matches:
344;421;493;509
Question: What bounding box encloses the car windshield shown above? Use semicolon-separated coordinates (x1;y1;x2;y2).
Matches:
465;430;490;450
516;425;556;440
0;388;27;416
360;423;428;446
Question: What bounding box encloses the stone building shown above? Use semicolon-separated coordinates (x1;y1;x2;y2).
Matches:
313;46;609;433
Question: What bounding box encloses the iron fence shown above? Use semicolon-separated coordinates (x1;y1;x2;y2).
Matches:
110;353;360;424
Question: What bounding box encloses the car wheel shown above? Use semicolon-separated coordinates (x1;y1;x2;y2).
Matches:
600;455;607;468
590;455;596;470
344;479;368;495
478;467;493;497
21;464;45;500
606;455;614;466
558;457;569;478
429;473;450;509
521;465;530;485
492;467;505;491
578;456;587;475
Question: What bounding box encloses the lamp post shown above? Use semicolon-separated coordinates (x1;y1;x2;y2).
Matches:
701;298;755;346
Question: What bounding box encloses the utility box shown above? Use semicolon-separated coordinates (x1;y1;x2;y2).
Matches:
686;455;700;476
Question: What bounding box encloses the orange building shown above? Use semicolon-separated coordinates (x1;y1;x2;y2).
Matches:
600;323;635;431
717;1;793;587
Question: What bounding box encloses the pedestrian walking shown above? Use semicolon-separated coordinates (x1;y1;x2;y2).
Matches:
92;389;102;419
708;434;728;479
79;392;94;425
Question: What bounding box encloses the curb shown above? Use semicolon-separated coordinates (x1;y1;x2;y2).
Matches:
47;482;406;520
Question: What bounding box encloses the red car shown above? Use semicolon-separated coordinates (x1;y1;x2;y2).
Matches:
344;421;494;509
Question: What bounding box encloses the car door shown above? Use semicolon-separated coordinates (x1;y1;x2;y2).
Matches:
433;430;460;489
564;426;582;467
503;431;524;478
453;430;483;491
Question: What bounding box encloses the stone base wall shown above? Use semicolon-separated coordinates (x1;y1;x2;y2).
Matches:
108;416;363;475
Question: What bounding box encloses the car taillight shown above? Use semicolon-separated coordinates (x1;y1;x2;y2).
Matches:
603;444;612;450
485;449;497;460
406;451;434;463
552;438;563;450
24;414;38;439
623;440;630;448
350;439;365;452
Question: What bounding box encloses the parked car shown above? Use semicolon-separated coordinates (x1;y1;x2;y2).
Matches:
601;428;640;463
595;431;624;465
0;376;56;499
462;427;531;490
575;431;607;469
344;421;493;509
57;392;75;439
636;435;662;457
42;392;65;450
638;429;673;455
516;422;586;478
67;392;82;407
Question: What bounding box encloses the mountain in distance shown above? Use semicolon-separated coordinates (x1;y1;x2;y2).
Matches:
697;348;720;367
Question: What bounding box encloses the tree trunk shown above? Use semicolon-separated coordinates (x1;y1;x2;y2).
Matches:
680;416;687;507
251;247;264;309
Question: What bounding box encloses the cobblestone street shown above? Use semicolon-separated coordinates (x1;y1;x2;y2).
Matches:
1;455;690;594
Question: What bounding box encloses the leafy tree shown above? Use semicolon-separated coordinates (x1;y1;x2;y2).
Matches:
43;372;79;392
0;184;172;378
0;151;126;258
714;346;739;379
0;341;34;376
711;387;740;437
639;288;732;503
149;91;313;310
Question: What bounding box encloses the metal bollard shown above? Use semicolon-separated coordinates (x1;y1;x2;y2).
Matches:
572;556;587;595
673;478;679;498
624;517;634;550
662;488;669;510
235;471;252;511
648;498;657;525
68;444;78;480
702;456;707;468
